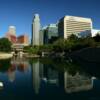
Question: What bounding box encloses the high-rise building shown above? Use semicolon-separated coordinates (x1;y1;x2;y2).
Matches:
6;26;17;44
9;26;16;36
47;24;58;39
41;24;58;44
58;16;92;39
32;14;41;46
41;26;48;44
46;24;58;43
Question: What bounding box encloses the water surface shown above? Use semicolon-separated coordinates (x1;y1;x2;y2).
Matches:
0;57;100;100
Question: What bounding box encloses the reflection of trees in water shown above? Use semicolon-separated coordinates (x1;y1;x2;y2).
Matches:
30;58;93;94
38;58;85;76
0;59;11;72
72;58;100;79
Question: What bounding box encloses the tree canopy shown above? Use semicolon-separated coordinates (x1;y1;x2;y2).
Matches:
0;38;12;52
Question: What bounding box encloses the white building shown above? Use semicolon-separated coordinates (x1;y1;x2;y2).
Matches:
32;14;41;46
58;15;92;39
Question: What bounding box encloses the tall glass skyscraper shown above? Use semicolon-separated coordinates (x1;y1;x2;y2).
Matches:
32;14;41;46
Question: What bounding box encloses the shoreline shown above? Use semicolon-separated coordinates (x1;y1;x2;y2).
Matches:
0;53;13;59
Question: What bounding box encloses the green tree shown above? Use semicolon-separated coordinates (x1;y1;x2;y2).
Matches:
93;33;100;42
0;38;12;52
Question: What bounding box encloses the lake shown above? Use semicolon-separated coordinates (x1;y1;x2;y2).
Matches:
0;57;100;100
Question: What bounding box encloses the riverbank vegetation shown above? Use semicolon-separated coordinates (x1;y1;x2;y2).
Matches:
24;34;100;56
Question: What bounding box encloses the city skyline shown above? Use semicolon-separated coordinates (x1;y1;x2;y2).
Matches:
0;0;100;38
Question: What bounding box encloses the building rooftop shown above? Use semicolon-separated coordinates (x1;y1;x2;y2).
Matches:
64;15;92;22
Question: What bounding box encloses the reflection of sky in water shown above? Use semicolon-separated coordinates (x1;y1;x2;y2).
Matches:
0;58;99;99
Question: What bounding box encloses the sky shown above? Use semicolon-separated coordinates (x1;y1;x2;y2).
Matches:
0;0;100;38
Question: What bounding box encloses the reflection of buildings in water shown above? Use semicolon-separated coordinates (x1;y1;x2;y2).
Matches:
7;58;29;82
42;66;59;85
32;62;59;94
7;71;16;82
7;66;16;82
11;57;30;72
64;71;93;93
32;60;42;94
17;62;29;72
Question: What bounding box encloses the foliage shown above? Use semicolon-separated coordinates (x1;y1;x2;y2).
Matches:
93;33;100;42
23;34;100;55
0;59;11;72
0;38;12;52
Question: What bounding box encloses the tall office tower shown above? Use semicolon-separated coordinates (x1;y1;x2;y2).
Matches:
58;16;92;39
9;26;16;36
32;14;41;46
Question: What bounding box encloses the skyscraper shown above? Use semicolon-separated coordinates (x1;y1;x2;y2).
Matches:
6;26;17;43
58;16;92;39
46;24;58;43
32;14;41;46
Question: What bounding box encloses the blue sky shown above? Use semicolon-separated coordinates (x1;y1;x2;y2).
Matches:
0;0;100;38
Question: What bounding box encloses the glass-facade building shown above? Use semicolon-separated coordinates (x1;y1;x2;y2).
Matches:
43;24;58;44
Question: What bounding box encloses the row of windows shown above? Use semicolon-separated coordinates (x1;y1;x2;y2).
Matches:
66;28;91;30
66;29;91;32
65;26;91;29
66;30;90;33
66;22;91;24
66;31;90;34
66;20;91;24
65;24;91;27
65;22;91;25
66;30;91;33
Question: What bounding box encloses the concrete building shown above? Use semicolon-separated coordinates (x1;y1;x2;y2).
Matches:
58;16;92;39
17;35;29;46
6;26;17;44
32;14;41;46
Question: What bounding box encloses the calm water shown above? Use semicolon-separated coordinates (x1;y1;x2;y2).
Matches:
0;57;100;100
